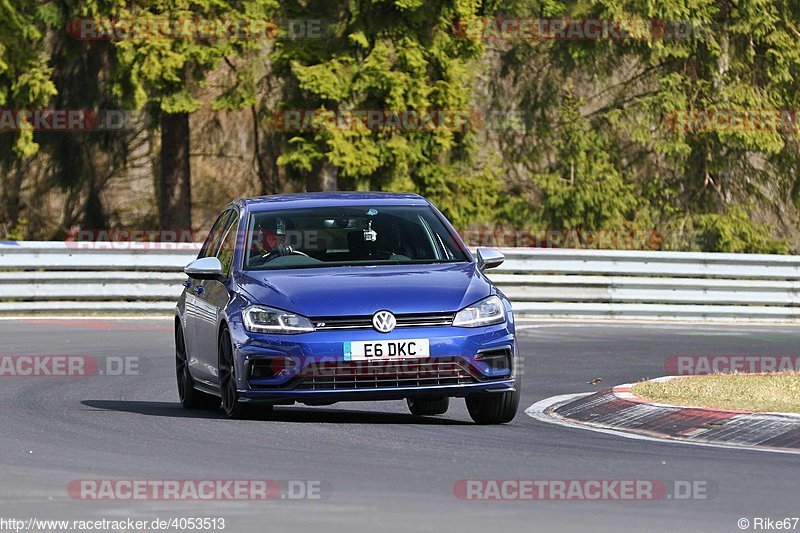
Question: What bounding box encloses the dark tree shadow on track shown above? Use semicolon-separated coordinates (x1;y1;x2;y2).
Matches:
80;400;472;425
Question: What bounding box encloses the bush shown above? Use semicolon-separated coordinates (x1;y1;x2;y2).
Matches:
693;208;790;254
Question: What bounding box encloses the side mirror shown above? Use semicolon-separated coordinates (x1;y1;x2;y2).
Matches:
184;257;225;282
476;248;504;271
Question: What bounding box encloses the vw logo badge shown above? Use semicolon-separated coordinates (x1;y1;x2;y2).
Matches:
372;310;396;333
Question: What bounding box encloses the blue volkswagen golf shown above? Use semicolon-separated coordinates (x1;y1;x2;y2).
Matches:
176;192;519;424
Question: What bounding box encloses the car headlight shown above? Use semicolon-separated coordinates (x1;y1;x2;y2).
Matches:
243;305;315;334
452;295;506;327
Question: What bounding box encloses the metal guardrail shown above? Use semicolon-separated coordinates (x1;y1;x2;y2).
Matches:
0;242;195;314
3;242;800;321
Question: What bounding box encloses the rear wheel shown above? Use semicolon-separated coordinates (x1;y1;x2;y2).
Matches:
176;322;219;410
465;386;520;425
407;397;449;416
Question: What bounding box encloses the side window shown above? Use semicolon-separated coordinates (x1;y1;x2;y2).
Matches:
198;210;234;259
216;214;240;278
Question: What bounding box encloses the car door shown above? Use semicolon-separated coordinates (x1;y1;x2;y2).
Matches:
194;208;241;386
185;209;234;381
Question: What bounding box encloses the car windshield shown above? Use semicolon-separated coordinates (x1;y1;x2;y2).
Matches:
243;205;468;270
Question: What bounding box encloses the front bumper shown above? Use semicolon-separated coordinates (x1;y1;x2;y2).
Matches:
227;320;517;404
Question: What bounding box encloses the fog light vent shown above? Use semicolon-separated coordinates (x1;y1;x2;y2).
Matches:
476;347;513;374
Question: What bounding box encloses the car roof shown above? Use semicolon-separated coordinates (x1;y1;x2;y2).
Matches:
235;192;430;211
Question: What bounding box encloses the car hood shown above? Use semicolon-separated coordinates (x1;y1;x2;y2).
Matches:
236;262;491;317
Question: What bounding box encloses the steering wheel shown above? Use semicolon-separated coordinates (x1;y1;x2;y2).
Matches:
258;244;310;263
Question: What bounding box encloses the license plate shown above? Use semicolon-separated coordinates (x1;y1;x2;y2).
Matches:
344;339;430;361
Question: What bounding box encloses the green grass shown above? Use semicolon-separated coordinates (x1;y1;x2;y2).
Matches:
632;372;800;413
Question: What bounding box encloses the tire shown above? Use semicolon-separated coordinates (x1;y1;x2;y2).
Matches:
407;397;449;416
175;322;220;410
465;385;520;425
218;326;252;419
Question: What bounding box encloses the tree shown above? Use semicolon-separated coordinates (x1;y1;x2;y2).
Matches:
271;0;500;227
41;1;145;234
534;85;639;232
102;0;278;229
485;0;798;251
0;0;57;234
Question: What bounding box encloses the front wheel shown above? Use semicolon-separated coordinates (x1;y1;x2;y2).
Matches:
176;323;220;410
465;386;520;425
218;327;251;419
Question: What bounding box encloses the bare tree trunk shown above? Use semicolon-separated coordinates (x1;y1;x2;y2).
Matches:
1;161;26;231
320;161;337;191
159;112;192;230
308;160;338;191
251;104;281;195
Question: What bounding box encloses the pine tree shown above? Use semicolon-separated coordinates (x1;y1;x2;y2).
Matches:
271;0;500;227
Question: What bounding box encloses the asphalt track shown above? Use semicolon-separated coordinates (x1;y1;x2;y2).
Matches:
1;319;799;533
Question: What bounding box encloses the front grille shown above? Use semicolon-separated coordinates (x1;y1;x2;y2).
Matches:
292;358;477;390
311;312;455;331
